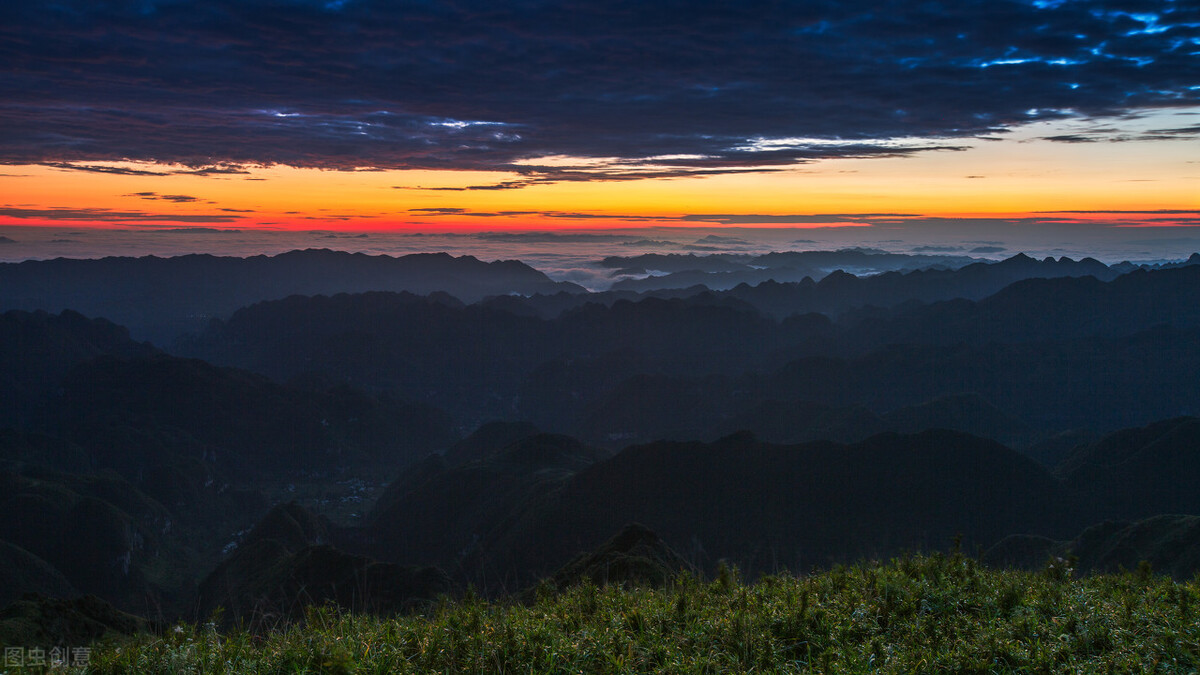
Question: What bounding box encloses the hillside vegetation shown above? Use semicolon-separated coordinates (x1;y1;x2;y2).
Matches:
85;553;1199;674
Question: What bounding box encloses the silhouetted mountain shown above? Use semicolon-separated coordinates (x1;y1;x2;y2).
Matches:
367;429;1070;590
0;249;584;343
530;431;1068;575
0;429;90;474
182;292;788;426
881;394;1032;446
1059;417;1200;521
48;354;455;476
582;322;1200;444
0;541;76;607
840;264;1200;350
182;261;1200;442
1016;429;1100;470
198;503;449;626
601;253;754;275
986;514;1200;580
0;309;156;426
541;523;695;591
0;462;170;610
442;421;541;467
606;249;982;292
0;593;151;648
0;318;457;616
366;433;608;589
709;400;887;445
701;394;1031;448
516;252;1200;325
9;245;1200;628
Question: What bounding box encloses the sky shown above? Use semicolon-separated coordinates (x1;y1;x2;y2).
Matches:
1;0;1198;263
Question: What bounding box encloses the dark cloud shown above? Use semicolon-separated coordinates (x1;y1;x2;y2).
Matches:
126;192;203;203
408;207;665;221
1041;122;1200;144
143;227;245;233
971;245;1007;253
1042;134;1103;143
621;239;677;247
42;162;171;176
0;206;241;223
397;164;793;190
681;213;920;225
695;234;753;246
1;1;1195;179
176;164;253;176
473;232;635;243
406;208;958;226
1036;209;1200;214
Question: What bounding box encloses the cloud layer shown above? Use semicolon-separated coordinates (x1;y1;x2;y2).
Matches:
2;0;1197;179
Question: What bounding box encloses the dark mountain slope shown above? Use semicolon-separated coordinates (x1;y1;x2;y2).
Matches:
49;354;455;476
198;503;449;626
183;291;787;425
542;523;695;591
442;420;541;467
986;514;1200;580
842;264;1200;351
366;433;608;587
880;393;1032;446
0;309;156;426
584;324;1200;443
0;540;76;607
365;430;1070;589
1060;417;1200;521
180;262;1200;441
0;463;171;609
708;399;888;445
0;594;151;649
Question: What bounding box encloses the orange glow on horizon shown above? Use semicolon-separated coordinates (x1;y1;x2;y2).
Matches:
1;108;1197;234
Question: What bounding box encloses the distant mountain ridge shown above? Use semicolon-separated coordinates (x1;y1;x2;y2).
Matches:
0;249;585;344
528;252;1200;320
3;248;1194;347
603;249;986;291
181;259;1200;438
6;250;1200;624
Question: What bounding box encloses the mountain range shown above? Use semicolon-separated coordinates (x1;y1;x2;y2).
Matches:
4;247;1200;640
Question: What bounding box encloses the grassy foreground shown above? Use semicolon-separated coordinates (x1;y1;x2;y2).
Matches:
83;553;1199;674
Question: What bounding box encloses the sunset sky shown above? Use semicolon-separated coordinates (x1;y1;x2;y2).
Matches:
1;0;1198;248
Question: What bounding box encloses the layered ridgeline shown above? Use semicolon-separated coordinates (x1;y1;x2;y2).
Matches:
5;250;1200;642
3;248;1190;346
0;249;584;344
0;309;454;620
353;417;1200;593
181;260;1200;439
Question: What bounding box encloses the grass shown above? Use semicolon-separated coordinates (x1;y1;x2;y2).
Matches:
62;553;1200;673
